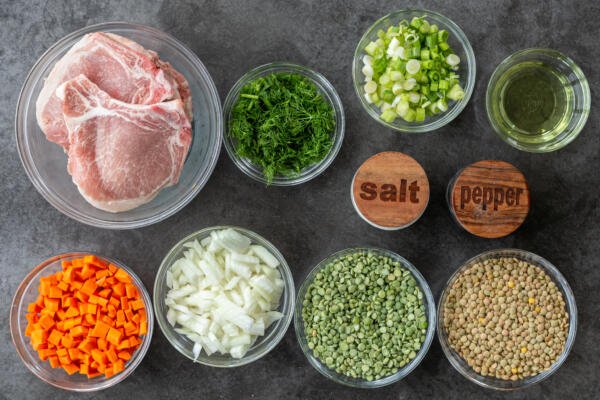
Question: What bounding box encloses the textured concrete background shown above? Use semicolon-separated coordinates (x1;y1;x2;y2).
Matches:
1;0;599;399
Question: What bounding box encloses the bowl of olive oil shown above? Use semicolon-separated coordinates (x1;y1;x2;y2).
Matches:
486;48;590;152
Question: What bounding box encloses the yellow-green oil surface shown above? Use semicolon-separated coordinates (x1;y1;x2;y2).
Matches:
489;62;573;145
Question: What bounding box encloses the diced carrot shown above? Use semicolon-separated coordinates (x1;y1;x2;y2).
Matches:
65;306;79;318
106;347;119;363
74;290;88;303
84;314;95;326
114;268;132;283
106;328;122;346
48;286;62;299
112;359;125;374
95;269;111;280
43;298;59;312
89;295;108;307
124;309;135;322
97;338;108;350
90;320;111;338
71;258;83;268
117;339;130;350
129;299;145;311
120;297;129;310
62;267;74;282
125;284;137;298
61;334;75;348
102;315;114;326
139;321;148;335
48;355;60;368
38;314;55;331
67;347;80;360
70;325;88;338
63;317;82;331
63;363;79;375
91;348;107;365
37;348;51;361
107;304;117;318
25;255;147;379
70;280;83;290
80;279;97;296
103;366;114;378
48;329;63;346
56;309;67;320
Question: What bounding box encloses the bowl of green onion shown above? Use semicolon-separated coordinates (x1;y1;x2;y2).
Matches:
353;9;475;133
223;62;345;185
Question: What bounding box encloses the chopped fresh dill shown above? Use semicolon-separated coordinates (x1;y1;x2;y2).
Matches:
229;72;335;184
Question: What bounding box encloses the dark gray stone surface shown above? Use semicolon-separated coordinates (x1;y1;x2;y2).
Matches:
1;0;598;399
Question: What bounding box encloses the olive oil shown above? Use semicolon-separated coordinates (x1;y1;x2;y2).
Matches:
488;61;574;146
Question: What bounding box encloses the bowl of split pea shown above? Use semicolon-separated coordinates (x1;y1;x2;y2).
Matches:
437;249;577;390
293;247;435;388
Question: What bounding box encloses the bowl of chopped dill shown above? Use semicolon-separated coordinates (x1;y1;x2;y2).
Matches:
223;62;345;186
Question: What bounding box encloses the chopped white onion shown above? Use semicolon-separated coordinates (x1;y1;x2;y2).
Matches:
165;229;284;359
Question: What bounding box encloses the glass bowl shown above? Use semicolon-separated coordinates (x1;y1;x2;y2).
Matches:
486;48;590;152
352;9;476;133
294;247;436;388
153;226;295;367
16;22;222;229
223;62;345;186
9;252;154;392
437;248;577;390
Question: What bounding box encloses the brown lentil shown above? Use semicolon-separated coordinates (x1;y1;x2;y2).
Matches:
442;257;569;381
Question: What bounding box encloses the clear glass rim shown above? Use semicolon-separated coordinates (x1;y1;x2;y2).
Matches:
293;247;436;388
9;252;154;392
153;225;295;367
15;21;223;229
436;248;578;391
485;48;591;153
222;62;345;186
352;9;476;133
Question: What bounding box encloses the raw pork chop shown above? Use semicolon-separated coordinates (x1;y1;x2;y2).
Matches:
36;32;178;149
56;75;192;213
102;32;193;120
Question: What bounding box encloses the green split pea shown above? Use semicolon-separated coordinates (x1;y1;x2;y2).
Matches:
302;251;428;381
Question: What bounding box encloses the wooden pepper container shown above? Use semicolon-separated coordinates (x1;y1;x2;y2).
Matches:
447;160;530;238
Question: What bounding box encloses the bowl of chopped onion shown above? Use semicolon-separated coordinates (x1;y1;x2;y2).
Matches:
352;9;476;132
153;226;295;367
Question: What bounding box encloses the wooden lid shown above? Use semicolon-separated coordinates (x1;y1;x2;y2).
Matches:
352;152;429;230
449;160;530;238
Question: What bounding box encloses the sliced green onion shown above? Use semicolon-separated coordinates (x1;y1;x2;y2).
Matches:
360;16;465;124
406;59;421;75
446;54;460;67
447;84;465;101
438;30;449;42
380;109;398;123
364;81;377;94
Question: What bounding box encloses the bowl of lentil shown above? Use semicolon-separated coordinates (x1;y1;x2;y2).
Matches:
294;247;436;388
437;249;577;390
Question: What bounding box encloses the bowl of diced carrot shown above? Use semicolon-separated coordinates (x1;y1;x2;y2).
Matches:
9;253;153;391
